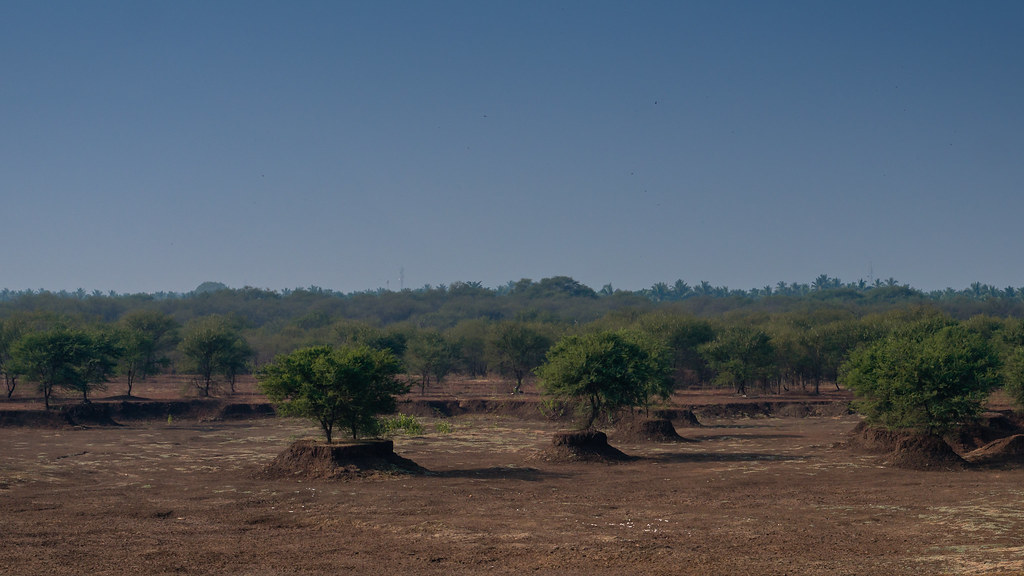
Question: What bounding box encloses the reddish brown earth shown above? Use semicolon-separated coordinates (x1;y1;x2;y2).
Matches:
3;377;1024;575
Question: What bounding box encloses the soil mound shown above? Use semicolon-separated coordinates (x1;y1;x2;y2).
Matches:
652;409;702;427
843;421;902;454
614;417;695;443
260;439;425;480
532;431;634;463
843;422;967;470
965;434;1024;467
887;434;967;470
945;412;1024;453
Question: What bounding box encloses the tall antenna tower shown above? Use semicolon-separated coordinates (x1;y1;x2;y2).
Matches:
399;267;405;291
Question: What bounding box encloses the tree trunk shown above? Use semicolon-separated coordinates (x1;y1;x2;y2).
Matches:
585;395;600;429
126;367;136;397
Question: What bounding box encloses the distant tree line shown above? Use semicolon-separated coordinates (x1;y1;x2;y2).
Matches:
3;276;1024;425
5;275;1024;327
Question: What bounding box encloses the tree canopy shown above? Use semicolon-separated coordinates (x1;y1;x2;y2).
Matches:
491;321;552;394
536;330;673;429
12;327;121;407
117;310;179;397
257;345;407;443
0;317;26;398
840;322;1001;434
178;316;251;396
699;326;776;396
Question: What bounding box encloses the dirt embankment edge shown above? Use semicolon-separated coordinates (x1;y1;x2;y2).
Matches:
0;400;276;427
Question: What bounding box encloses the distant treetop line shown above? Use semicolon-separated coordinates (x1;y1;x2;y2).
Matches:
6;273;1024;424
2;274;1022;304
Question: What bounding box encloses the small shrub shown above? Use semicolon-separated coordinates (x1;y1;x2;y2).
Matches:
377;414;425;436
435;420;453;434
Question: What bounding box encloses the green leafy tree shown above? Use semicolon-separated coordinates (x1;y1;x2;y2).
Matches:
333;320;410;358
771;312;867;394
178;316;250;396
990;317;1024;412
536;330;673;429
73;330;122;402
257;345;407;443
219;336;254;394
450;319;490;378
700;326;776;395
405;330;460;395
0;318;27;398
1003;347;1024;411
491;321;552;394
12;327;121;407
637;314;715;387
840;323;1001;433
117;310;179;397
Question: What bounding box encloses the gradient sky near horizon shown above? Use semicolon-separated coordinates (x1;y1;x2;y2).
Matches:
3;1;1023;295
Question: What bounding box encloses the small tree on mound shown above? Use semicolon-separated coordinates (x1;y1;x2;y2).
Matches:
840;323;1000;434
536;330;672;429
257;345;408;443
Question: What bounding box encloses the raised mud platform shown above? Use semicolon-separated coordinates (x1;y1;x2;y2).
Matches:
260;438;425;479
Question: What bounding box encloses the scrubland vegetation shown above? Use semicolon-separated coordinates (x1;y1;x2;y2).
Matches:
3;275;1024;431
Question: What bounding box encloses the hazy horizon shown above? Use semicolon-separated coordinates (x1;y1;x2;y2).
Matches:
0;273;1015;297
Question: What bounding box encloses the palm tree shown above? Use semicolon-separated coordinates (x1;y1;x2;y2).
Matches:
649;282;670;303
672;280;692;300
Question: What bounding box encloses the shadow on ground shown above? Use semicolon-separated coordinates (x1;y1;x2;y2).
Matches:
428;466;574;481
643;452;809;464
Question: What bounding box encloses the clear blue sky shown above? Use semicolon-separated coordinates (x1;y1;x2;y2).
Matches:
3;1;1022;294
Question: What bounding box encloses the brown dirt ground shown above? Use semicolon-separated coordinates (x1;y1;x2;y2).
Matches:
3;378;1024;575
